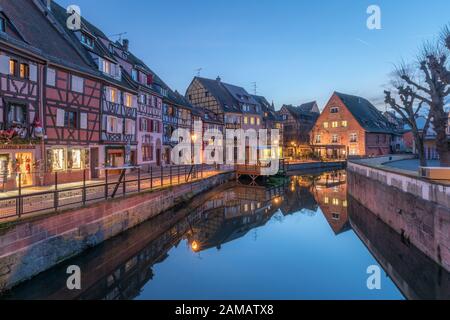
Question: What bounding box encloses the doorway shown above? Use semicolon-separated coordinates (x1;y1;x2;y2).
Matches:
15;152;33;187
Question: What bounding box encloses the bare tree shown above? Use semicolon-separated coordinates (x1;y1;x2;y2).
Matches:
397;42;450;166
384;82;432;167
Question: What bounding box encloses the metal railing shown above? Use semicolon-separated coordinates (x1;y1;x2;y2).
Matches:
0;164;222;221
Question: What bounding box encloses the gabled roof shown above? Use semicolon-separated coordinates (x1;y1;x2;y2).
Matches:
221;82;259;106
334;92;395;134
252;95;281;121
282;104;319;121
193;77;240;113
47;1;136;91
299;101;319;114
0;0;93;71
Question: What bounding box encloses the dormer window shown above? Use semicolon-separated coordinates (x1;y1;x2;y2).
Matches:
108;44;114;54
122;52;128;60
131;69;138;81
80;32;94;48
0;17;5;33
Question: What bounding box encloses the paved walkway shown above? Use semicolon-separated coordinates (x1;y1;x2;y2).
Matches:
385;159;442;171
0;166;233;220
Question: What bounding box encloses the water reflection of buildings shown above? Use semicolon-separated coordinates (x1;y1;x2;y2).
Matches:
188;184;285;253
4;171;449;300
280;176;318;216
313;171;350;235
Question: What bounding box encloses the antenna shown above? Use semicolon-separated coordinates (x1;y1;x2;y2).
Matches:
108;32;128;42
195;68;203;77
251;82;257;95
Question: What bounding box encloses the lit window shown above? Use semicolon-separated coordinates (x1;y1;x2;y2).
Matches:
68;149;82;170
257;118;260;125
342;120;348;127
350;148;357;156
332;121;339;128
102;60;111;74
332;198;339;206
324;197;329;204
19;63;29;79
9;59;17;76
350;133;357;143
250;117;255;125
47;68;56;86
343;200;348;208
323;122;329;129
244;117;248;124
125;94;133;107
110;88;117;103
51;149;66;171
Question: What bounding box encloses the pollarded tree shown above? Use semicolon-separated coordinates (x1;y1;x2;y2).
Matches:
384;83;432;167
398;43;450;166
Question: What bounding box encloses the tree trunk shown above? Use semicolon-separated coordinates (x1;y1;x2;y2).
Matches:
432;111;450;167
415;136;427;167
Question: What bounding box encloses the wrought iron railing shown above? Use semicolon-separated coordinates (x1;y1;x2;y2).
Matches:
0;164;222;221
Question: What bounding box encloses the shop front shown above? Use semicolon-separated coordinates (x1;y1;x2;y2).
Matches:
45;147;90;185
0;146;38;190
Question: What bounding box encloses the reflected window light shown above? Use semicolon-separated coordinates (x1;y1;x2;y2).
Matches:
191;241;200;252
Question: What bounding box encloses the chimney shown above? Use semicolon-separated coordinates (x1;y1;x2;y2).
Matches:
122;39;129;52
216;76;221;82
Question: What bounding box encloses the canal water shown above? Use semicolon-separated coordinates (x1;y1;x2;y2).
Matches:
2;170;449;300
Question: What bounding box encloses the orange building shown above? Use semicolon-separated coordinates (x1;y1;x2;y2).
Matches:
311;92;395;159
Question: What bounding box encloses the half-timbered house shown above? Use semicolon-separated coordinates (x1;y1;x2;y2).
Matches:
49;2;139;173
278;102;319;159
0;11;41;188
0;0;106;187
93;38;163;168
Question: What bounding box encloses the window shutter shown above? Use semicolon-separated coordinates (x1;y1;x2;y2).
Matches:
80;113;88;129
98;57;104;72
56;109;65;127
29;64;37;82
106;116;112;133
0;55;9;74
117;118;123;134
105;87;111;101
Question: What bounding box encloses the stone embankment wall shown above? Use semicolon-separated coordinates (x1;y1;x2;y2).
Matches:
347;160;450;272
0;172;233;292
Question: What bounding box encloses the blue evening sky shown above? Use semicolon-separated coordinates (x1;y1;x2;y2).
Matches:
57;0;450;110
